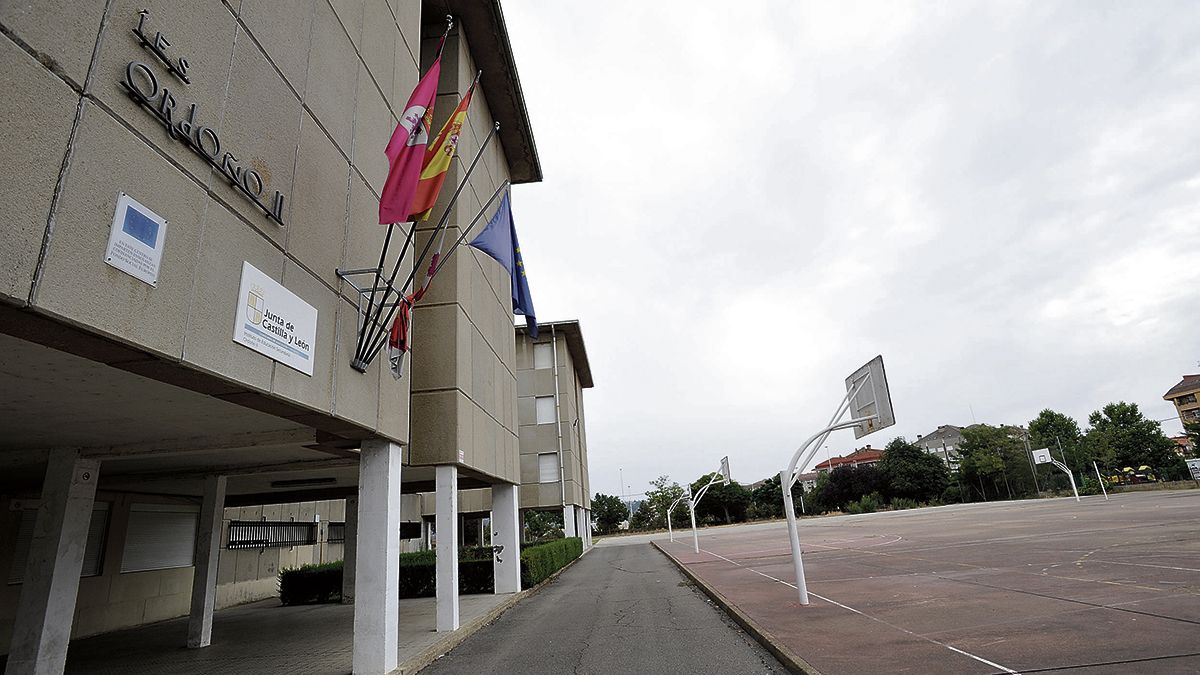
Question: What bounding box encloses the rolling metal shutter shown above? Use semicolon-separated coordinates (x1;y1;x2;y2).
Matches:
7;502;110;584
120;504;199;573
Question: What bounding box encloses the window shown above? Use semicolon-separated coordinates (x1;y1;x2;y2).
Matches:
327;522;346;544
1179;394;1198;405
226;521;317;549
8;502;109;584
538;452;560;483
533;343;553;369
536;396;556;424
400;522;422;539
121;504;199;573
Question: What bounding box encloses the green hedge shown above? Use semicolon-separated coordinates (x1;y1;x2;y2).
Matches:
279;546;499;605
279;561;343;605
520;537;583;588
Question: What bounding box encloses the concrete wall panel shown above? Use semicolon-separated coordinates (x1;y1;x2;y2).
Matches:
0;0;107;87
182;203;281;391
0;38;78;303
239;0;316;96
34;102;207;360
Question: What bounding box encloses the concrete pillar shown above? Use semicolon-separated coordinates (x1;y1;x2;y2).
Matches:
352;440;402;675
491;484;521;593
187;475;227;648
435;465;459;631
8;449;100;675
563;504;577;538
342;496;358;604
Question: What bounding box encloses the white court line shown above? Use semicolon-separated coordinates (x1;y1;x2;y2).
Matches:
1088;560;1200;573
696;546;1021;675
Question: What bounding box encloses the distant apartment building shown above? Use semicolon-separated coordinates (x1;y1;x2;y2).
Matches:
915;425;966;467
814;446;884;473
1164;375;1200;428
515;321;594;543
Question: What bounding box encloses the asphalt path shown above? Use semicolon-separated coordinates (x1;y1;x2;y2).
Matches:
420;540;788;674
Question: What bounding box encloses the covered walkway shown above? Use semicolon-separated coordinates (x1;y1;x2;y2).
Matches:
20;594;518;675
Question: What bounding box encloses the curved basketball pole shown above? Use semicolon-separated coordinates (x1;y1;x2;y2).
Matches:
685;456;731;553
780;373;878;605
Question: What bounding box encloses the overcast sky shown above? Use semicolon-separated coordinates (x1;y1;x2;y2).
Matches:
499;1;1200;499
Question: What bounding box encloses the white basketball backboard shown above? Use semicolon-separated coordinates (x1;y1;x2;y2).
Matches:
845;355;895;439
1032;448;1052;465
719;456;730;486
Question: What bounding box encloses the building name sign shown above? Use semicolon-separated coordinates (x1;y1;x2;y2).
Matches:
120;10;285;225
233;262;317;376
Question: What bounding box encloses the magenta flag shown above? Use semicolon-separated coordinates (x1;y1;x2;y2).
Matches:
379;56;442;224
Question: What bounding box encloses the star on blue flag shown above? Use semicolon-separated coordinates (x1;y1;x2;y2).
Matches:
468;192;538;337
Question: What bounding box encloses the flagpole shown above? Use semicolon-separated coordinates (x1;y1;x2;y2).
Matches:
428;70;482;274
430;180;510;279
350;15;453;371
362;177;511;367
357;121;501;369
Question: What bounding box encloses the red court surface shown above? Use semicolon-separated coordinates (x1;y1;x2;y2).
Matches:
656;490;1200;674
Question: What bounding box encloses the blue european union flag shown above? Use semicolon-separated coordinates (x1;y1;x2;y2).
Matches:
122;206;159;248
469;192;538;337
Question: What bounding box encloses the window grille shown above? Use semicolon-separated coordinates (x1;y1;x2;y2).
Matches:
227;521;317;549
327;522;346;543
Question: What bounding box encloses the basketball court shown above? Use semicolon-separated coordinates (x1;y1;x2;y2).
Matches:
656;490;1200;674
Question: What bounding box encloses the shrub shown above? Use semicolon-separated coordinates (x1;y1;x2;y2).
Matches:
279;561;343;605
520;537;583;588
280;547;499;604
397;546;497;598
844;492;884;515
890;497;919;511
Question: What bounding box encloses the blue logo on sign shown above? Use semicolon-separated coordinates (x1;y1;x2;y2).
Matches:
122;206;159;248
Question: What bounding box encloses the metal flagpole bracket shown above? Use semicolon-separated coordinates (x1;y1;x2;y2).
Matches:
335;265;408;372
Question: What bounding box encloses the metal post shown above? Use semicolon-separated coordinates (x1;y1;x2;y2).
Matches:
1023;433;1040;495
780;470;809;605
1093;461;1109;500
689;497;699;554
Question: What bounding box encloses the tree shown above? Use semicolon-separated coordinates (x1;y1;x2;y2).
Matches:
591;493;629;534
524;509;563;541
878;436;949;503
1029;409;1087;473
689;473;751;525
1184;420;1200;459
1082;402;1188;480
958;424;1037;500
633;475;686;531
815;464;887;511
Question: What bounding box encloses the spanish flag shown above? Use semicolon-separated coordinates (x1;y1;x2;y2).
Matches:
408;76;478;221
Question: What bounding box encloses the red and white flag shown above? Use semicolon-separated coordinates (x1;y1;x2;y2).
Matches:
378;56;442;224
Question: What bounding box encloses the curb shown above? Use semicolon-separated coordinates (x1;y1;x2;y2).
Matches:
403;545;593;674
652;541;822;675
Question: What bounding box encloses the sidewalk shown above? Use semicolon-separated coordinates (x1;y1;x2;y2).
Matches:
52;593;519;674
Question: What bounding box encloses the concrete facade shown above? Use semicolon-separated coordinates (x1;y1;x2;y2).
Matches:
1163;375;1200;429
516;321;594;535
1;0;544;668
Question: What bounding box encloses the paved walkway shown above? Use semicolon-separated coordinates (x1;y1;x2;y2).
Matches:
46;593;515;674
421;540;787;675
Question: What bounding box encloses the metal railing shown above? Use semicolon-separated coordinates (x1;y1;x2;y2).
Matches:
226;521;317;549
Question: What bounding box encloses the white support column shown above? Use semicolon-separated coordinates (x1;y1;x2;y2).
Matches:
352;440;402;675
436;465;459;631
342;496;358;604
8;449;100;675
562;504;577;538
491;483;521;594
187;475;227;648
575;509;586;545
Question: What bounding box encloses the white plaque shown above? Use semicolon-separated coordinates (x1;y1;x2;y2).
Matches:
105;192;166;286
233;261;317;376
